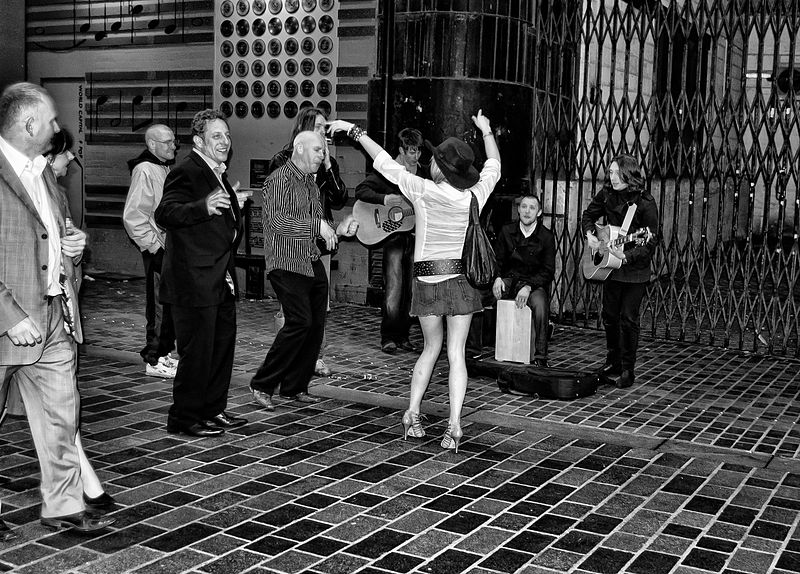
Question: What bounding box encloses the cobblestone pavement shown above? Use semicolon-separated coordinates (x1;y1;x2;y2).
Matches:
0;278;798;574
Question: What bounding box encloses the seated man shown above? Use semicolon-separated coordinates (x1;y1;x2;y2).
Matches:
492;194;555;367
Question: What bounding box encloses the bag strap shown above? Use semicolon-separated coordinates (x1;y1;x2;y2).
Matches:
469;192;479;224
620;203;637;236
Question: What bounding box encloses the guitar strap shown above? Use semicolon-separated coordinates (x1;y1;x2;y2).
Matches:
619;204;637;236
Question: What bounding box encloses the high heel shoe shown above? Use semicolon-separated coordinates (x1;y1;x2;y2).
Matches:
401;410;426;440
441;422;463;453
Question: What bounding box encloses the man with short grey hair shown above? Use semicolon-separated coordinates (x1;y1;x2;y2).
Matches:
123;123;178;378
0;82;114;534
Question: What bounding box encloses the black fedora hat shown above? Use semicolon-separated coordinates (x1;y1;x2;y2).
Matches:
424;137;480;189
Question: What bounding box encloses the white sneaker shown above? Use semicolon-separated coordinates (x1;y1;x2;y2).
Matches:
146;361;176;378
159;354;179;369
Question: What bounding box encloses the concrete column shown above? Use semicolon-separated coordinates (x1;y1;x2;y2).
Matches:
0;0;26;89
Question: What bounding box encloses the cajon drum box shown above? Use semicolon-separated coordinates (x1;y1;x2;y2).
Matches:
495;300;533;363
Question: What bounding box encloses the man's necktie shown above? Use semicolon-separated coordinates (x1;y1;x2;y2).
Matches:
214;165;237;296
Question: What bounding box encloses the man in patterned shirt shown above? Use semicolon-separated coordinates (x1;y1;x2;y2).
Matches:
249;131;357;410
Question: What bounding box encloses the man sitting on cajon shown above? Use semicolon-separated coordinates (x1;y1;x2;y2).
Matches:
492;194;555;367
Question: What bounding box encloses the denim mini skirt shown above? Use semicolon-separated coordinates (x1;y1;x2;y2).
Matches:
410;275;483;317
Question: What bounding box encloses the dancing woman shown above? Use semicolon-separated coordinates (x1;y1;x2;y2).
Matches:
329;110;501;452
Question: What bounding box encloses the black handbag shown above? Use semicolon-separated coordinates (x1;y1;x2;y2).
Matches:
462;192;498;289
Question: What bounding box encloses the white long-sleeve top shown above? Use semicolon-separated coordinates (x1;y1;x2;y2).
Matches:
373;150;501;283
123;161;169;253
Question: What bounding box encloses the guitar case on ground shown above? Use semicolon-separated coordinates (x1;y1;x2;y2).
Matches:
467;354;600;400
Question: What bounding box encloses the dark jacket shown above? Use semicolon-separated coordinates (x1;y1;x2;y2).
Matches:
580;185;659;283
494;220;556;294
154;151;244;306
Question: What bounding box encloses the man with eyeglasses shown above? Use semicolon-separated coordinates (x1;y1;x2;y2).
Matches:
355;128;429;354
123;124;179;378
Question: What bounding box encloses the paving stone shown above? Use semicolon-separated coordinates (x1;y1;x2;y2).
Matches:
1;278;798;574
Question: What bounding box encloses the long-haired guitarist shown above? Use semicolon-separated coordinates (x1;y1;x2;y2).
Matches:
354;128;430;355
581;154;659;389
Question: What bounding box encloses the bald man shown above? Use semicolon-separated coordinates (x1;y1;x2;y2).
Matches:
249;131;357;410
123;124;178;378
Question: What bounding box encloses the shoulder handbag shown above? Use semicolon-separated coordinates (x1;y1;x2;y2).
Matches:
462;192;498;289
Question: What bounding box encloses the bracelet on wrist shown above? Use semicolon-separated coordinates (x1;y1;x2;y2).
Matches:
347;125;366;142
482;132;493;138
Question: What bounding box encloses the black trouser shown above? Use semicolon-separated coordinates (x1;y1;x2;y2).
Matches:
526;287;550;360
381;233;413;345
140;248;175;366
250;260;327;397
168;296;236;426
602;280;647;371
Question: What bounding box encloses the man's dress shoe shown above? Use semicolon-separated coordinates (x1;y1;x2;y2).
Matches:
289;392;321;404
0;519;18;542
616;369;635;388
599;362;623;376
206;412;248;428
532;358;549;368
598;362;622;384
166;421;224;437
41;512;115;532
83;492;116;513
250;387;275;411
397;339;418;352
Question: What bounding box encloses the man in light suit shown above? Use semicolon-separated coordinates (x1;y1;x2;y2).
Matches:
154;109;248;437
0;83;114;534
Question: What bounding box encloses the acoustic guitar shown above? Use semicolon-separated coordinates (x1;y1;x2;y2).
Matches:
352;199;415;245
582;225;651;281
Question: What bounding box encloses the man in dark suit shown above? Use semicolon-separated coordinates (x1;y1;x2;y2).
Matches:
154;109;247;437
0;82;114;535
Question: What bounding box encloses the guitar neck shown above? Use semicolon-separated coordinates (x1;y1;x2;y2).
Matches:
611;229;644;246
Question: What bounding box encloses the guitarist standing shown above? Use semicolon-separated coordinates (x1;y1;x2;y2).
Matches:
355;128;430;354
581;154;659;388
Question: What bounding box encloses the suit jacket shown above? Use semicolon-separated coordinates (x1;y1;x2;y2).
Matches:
155;151;244;307
0;149;83;366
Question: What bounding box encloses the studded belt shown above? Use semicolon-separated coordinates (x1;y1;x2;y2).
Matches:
413;259;465;277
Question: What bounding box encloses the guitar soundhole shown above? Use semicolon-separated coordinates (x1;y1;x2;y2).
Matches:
387;207;403;222
592;252;602;265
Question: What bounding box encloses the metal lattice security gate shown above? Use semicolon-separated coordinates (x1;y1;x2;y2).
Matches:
377;0;800;358
534;0;800;358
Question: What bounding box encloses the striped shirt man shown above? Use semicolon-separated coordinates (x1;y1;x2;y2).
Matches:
262;158;333;276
